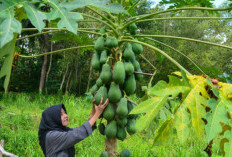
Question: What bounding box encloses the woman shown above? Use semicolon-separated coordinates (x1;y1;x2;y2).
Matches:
38;98;109;157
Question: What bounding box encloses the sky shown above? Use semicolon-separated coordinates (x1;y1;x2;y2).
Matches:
150;0;227;8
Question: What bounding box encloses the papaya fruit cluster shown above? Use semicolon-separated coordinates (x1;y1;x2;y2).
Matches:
89;24;142;157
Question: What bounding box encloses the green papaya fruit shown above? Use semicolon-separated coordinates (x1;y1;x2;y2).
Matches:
105;37;112;48
124;74;136;95
94;86;108;105
105;120;117;138
113;61;125;85
111;37;118;48
124;62;134;76
131;60;140;71
116;126;127;141
116;98;128;117
92;52;100;70
127;101;137;118
95;36;105;53
98;123;105;135
126;118;136;135
100;151;108;157
120;149;131;157
96;78;103;87
135;68;143;81
100;64;111;84
132;42;143;55
100;50;107;64
99;27;106;34
108;82;122;103
123;44;135;61
90;84;98;95
128;23;137;35
117;116;127;127
103;103;115;121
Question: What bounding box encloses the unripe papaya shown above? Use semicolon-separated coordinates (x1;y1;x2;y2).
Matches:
98;123;105;135
113;61;125;85
132;42;143;55
105;120;117;138
99;27;106;34
100;50;107;64
95;36;105;53
116;98;128;117
90;84;98;95
108;82;122;103
105;37;112;48
128;23;137;35
131;60;140;71
100;64;111;84
127;101;137;118
127;118;136;135
124;74;136;95
117;116;127;127
103;103;115;121
123;44;135;61
116;126;127;141
124;62;134;76
120;149;131;157
96;78;103;87
111;37;118;48
100;151;108;157
92;52;100;70
94;86;108;105
135;68;143;81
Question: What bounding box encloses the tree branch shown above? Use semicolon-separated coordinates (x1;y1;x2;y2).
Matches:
0;140;18;157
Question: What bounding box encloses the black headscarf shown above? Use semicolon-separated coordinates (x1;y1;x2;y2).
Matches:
38;104;75;156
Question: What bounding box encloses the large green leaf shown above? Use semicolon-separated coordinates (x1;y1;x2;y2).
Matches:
205;98;228;143
45;0;83;34
0;8;21;48
23;2;46;32
181;76;209;138
174;105;190;144
153;118;174;145
224;130;232;157
62;0;126;14
0;0;25;47
0;37;16;92
148;75;191;98
130;95;168;131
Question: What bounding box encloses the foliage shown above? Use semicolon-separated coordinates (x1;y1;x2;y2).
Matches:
131;71;232;155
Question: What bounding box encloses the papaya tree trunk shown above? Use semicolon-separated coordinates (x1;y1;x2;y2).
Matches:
45;42;53;94
105;138;117;157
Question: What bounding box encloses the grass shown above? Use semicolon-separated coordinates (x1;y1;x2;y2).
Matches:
0;93;222;157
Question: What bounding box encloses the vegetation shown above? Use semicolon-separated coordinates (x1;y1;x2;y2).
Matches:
0;0;232;156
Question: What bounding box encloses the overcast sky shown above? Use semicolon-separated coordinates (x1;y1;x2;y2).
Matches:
150;0;227;8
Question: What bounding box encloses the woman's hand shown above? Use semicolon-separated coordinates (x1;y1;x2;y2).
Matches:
89;98;109;126
95;98;109;116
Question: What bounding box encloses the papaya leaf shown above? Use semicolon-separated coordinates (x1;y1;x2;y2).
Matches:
148;75;191;98
174;105;190;144
224;130;232;157
0;37;16;92
130;95;168;131
153;118;174;145
45;0;83;34
23;2;46;32
62;0;126;14
0;8;21;48
205;98;228;143
181;76;209;138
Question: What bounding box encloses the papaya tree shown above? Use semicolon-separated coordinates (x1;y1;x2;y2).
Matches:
0;0;232;156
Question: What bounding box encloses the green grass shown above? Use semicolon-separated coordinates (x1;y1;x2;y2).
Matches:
0;93;222;157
